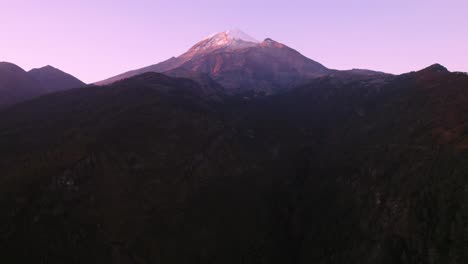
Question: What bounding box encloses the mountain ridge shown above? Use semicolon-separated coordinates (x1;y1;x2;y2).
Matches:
0;62;85;108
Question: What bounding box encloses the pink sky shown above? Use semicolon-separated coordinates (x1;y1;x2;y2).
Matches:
1;0;467;83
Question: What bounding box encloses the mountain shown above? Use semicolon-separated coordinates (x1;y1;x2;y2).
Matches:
94;29;261;86
28;65;86;93
95;30;331;93
0;62;44;107
0;62;85;108
1;64;467;263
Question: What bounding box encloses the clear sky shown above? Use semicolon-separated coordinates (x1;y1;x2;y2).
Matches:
1;0;467;83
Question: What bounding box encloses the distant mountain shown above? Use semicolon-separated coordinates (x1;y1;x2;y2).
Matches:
28;65;85;93
0;62;85;108
1;63;467;263
95;30;331;93
0;62;44;107
95;29;260;86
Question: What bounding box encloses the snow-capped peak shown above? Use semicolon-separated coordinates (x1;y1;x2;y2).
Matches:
205;29;259;43
225;29;259;43
184;29;259;55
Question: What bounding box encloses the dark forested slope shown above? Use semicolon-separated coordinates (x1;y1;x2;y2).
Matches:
0;67;467;263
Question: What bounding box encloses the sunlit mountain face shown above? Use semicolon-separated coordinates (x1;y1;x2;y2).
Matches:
95;30;334;94
1;28;468;264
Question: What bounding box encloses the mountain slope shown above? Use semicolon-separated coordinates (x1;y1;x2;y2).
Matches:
0;65;467;263
170;38;330;94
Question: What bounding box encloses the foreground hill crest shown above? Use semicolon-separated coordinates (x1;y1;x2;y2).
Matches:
1;62;467;263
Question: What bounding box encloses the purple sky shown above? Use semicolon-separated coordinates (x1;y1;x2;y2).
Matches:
1;0;467;83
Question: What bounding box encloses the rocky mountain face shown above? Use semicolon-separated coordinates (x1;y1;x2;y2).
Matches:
94;29;260;86
0;65;467;263
167;38;330;94
95;30;332;93
0;62;85;108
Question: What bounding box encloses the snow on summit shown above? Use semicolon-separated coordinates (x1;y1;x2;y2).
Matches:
223;29;259;43
186;29;259;54
205;29;259;43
